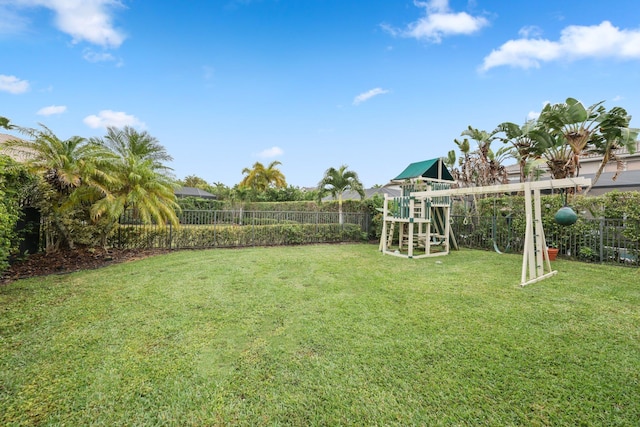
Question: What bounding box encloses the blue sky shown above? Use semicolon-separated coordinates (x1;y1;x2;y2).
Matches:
2;0;640;188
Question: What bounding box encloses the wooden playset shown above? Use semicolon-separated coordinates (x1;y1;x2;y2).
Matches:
380;158;590;286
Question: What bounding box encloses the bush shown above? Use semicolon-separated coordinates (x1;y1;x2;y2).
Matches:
0;193;19;272
0;155;37;272
112;223;366;249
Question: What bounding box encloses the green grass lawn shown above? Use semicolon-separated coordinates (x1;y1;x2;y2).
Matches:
1;244;639;426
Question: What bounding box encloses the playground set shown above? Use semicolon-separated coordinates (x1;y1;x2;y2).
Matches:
380;158;590;287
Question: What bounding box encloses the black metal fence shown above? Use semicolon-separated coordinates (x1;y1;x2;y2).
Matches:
451;214;640;267
110;209;638;267
111;210;370;250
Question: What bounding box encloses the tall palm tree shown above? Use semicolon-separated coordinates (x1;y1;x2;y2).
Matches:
90;127;179;244
96;126;173;172
317;165;364;225
239;161;286;192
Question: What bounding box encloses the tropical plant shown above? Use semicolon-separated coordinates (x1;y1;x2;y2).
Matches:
584;108;639;194
453;126;509;187
494;120;543;182
0;155;37;271
181;174;210;189
317;165;365;224
239;161;287;192
208;182;233;200
1;116;13;130
443;150;460;182
535;98;638;184
90;127;180;245
3;123;112;251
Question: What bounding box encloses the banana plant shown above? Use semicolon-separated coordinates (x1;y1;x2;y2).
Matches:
534;97;637;181
494;120;541;182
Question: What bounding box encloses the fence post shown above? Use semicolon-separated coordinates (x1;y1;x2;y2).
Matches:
599;218;604;263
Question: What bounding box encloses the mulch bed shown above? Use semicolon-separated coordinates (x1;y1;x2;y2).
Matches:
1;247;169;284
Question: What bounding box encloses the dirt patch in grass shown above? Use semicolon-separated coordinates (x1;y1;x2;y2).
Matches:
1;247;169;284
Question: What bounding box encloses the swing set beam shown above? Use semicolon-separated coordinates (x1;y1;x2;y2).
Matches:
411;177;591;287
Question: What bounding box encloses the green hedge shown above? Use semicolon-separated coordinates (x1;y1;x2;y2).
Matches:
0;191;18;272
113;223;366;249
0;155;35;273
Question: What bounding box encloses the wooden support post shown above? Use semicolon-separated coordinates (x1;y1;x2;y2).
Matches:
380;196;388;252
533;187;546;279
408;198;415;258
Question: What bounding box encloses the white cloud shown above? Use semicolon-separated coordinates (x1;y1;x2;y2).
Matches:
481;21;640;71
527;111;540;121
83;110;145;129
257;146;284;158
6;0;126;48
384;0;489;43
353;88;389;105
518;25;543;38
0;5;30;34
83;48;117;63
37;105;67;116
0;74;30;94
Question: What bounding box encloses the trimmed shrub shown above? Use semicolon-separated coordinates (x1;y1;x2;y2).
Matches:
112;223;365;249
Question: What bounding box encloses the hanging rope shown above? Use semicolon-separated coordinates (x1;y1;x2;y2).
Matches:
491;195;511;254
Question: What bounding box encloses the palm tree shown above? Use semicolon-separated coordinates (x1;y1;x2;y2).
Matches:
96;126;173;172
4;124;112;251
239;161;286;192
90;127;179;244
182;174;210;189
0;116;13;130
317;165;365;225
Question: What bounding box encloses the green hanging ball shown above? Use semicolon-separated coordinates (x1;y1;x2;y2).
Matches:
555;206;578;226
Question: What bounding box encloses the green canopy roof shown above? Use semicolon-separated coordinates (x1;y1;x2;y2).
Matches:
393;158;454;181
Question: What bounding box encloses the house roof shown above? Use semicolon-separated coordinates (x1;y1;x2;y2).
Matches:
0;133;34;162
393;158;454;181
174;187;217;199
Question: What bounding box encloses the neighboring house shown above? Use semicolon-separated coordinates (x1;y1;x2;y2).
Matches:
0;133;14;145
577;141;640;175
578;170;640;195
0;133;34;162
174;186;217;199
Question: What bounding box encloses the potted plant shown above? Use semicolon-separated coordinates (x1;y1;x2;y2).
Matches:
545;242;559;261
